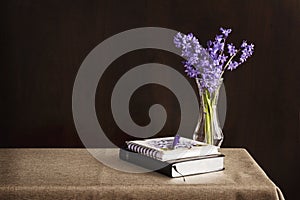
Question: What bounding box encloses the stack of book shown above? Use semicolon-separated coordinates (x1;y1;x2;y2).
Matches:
119;136;224;178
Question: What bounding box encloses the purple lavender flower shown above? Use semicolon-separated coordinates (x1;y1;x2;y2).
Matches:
173;32;183;48
172;134;181;148
245;43;254;55
219;54;228;64
239;41;254;63
174;32;205;66
207;40;213;48
241;40;248;48
215;34;223;42
173;27;254;93
220;27;232;37
213;41;224;54
184;63;200;78
227;61;239;71
227;43;237;56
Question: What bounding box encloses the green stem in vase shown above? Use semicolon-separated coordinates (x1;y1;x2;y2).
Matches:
203;89;213;145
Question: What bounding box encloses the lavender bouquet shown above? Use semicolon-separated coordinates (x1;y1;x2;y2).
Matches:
174;27;254;146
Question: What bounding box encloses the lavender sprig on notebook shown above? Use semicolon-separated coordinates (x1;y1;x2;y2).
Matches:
172;134;181;149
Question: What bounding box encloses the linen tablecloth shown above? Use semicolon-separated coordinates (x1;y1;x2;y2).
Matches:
0;148;284;199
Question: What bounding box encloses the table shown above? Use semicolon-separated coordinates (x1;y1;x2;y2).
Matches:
0;148;284;199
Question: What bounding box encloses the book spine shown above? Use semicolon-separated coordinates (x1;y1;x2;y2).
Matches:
127;142;161;160
119;149;172;177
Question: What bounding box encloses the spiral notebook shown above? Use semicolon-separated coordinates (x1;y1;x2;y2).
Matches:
126;137;219;161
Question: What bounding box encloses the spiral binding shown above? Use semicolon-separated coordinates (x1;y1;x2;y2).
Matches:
127;143;159;160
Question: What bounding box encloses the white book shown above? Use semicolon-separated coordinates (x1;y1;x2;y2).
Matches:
126;137;219;161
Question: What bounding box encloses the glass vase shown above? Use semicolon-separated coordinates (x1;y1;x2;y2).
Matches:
193;78;224;147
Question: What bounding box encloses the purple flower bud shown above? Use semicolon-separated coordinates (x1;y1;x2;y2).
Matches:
215;34;223;42
227;61;239;70
184;63;200;78
207;40;213;48
172;134;181;148
173;32;183;48
220;27;232;37
187;33;194;40
239;43;254;63
241;40;248;48
227;43;237;56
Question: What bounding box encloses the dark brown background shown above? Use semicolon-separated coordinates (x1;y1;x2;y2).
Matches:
1;0;299;199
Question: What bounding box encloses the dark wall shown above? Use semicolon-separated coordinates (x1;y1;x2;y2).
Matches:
1;0;299;199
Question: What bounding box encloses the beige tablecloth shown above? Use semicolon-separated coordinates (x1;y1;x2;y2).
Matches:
0;148;284;200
